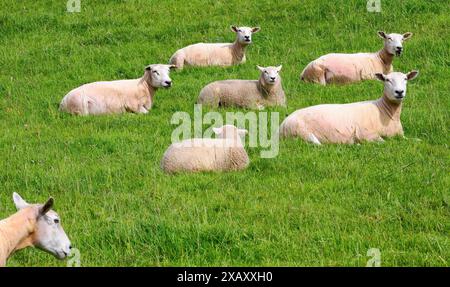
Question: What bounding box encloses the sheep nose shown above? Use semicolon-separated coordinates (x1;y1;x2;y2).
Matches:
270;77;276;81
396;46;403;51
395;90;404;96
69;245;72;249
165;81;172;86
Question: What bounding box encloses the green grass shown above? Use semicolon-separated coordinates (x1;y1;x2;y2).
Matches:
0;0;449;266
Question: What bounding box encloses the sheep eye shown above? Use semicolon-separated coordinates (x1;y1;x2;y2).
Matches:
153;71;159;75
54;219;60;224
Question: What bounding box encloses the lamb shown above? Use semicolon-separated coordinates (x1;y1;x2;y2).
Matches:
300;31;413;85
169;26;260;69
0;193;71;266
59;64;175;115
280;70;419;144
197;65;286;109
161;125;249;173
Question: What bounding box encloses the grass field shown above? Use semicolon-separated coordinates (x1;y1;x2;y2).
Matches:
0;0;449;267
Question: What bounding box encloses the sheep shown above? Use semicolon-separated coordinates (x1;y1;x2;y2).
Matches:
197;65;286;109
169;26;260;69
280;70;419;144
59;64;175;115
300;31;413;85
161;125;249;173
0;193;71;266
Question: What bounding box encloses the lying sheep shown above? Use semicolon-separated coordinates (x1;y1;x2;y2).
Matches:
300;31;413;85
59;64;175;115
197;65;286;109
161;125;249;173
280;70;419;144
0;193;71;266
169;26;260;69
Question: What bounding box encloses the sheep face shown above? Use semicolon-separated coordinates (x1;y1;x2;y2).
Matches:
13;193;72;260
145;64;176;88
375;71;419;103
378;31;413;56
231;26;260;45
257;65;282;85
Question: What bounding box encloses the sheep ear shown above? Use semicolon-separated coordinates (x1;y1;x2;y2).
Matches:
145;65;152;71
257;65;265;72
13;192;29;210
378;31;387;39
403;32;413;41
238;129;248;136
230;26;238;33
212;127;222;135
251;27;261;33
39;198;54;216
375;73;386;82
276;65;283;72
406;70;419;81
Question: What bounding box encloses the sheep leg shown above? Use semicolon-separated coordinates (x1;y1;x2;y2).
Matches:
307;133;322;145
323;69;334;85
313;67;327;85
124;103;144;114
375;136;385;143
138;105;149;114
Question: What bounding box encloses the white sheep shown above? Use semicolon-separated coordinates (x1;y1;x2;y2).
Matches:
0;193;71;266
161;125;249;173
197;65;286;109
169;26;260;69
59;64;175;115
280;70;419;144
300;31;413;85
